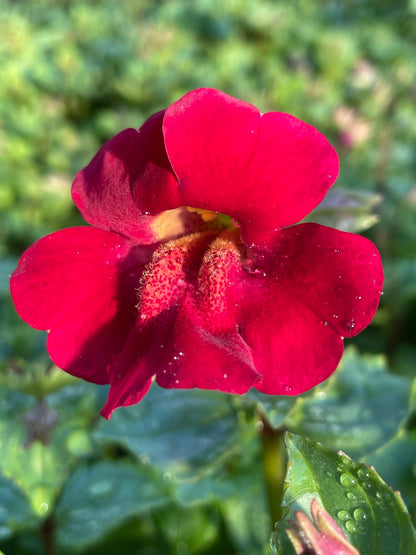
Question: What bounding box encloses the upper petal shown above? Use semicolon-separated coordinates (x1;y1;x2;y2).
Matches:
10;227;151;384
72;111;178;242
163;88;339;247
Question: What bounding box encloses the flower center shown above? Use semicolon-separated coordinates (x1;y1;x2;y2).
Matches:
151;206;235;242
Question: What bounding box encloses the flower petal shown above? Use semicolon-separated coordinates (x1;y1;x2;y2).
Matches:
155;296;261;394
72;111;178;242
100;319;167;419
10;227;151;383
269;223;383;337
240;281;344;395
163;88;338;247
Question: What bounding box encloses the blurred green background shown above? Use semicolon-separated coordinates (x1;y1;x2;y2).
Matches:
1;1;416;554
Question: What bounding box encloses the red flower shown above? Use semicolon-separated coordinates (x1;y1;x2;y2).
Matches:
10;89;383;419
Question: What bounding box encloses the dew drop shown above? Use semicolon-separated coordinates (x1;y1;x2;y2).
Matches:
283;384;293;393
223;373;228;378
104;259;110;265
332;314;339;319
255;420;264;431
347;492;357;501
173;356;180;361
353;508;367;522
357;468;370;480
178;351;185;356
345;319;356;332
174;379;179;384
354;295;362;301
337;510;350;521
333;248;340;253
76;250;80;255
340;473;356;487
242;259;256;272
321;320;328;326
345;520;357;533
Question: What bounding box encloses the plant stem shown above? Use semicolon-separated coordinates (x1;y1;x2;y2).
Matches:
259;416;287;527
40;516;55;555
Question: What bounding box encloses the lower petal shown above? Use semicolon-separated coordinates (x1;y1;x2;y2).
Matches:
10;227;150;384
155;297;261;394
240;284;344;395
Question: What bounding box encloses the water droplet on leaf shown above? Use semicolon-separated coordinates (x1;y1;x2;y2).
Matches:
346;520;357;533
340;473;356;487
337;510;351;521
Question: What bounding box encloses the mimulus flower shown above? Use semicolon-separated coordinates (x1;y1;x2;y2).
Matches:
10;88;383;419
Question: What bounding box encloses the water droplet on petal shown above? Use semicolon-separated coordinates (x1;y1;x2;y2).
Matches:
223;373;228;378
321;320;328;326
283;384;293;393
242;258;255;272
354;295;362;301
345;319;356;332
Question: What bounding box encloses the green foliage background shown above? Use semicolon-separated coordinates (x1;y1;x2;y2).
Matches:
1;0;415;553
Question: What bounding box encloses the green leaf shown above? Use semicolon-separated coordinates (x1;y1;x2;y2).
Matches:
54;461;169;550
0;473;36;540
284;347;410;458
242;390;297;429
94;386;243;474
363;429;416;519
0;384;98;517
273;433;416;555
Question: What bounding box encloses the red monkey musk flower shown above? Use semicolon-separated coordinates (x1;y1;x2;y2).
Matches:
10;88;383;419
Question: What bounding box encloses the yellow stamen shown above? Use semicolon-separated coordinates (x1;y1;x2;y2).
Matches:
186;207;218;222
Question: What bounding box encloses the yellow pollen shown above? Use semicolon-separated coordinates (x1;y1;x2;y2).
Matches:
186;206;218;222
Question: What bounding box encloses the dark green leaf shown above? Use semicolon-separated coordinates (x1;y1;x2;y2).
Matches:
284;347;410;458
95;386;242;474
0;473;36;540
273;433;416;555
54;461;169;549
